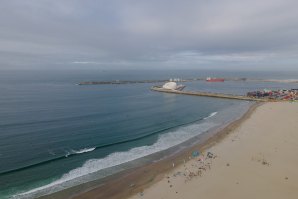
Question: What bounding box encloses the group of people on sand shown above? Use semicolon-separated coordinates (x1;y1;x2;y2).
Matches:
169;151;216;183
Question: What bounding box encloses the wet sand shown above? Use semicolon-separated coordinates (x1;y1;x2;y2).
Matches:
43;102;259;199
127;102;298;199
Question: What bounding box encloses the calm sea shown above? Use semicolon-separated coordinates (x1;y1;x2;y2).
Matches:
0;69;297;198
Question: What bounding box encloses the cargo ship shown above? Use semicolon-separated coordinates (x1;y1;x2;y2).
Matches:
206;77;225;82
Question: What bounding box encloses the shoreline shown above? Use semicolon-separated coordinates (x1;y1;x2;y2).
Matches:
40;102;260;199
128;101;298;199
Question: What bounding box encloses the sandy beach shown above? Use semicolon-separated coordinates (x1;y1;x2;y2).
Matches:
46;102;298;199
127;102;298;199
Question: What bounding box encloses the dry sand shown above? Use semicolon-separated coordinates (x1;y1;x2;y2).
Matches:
128;102;298;199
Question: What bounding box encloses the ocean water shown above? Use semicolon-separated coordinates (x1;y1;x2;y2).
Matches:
0;70;297;198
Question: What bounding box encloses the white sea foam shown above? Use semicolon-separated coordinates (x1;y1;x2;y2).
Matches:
13;121;217;199
65;147;96;157
72;147;96;154
204;112;217;120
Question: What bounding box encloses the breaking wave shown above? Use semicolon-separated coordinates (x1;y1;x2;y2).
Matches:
2;115;210;175
72;147;96;154
65;147;96;157
204;112;217;120
13;120;218;199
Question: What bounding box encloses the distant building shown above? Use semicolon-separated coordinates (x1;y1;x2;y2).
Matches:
162;82;185;91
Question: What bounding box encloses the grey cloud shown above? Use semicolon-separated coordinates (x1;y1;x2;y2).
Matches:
0;0;298;70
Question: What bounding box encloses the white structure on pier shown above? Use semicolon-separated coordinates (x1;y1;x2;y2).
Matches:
162;82;185;91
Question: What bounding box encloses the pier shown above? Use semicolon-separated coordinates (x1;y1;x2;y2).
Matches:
151;86;276;102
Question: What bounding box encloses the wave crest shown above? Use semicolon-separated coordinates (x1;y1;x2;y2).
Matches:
65;147;96;157
72;147;96;154
13;121;217;199
204;112;217;120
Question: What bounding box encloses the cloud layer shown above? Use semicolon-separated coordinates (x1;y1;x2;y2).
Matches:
0;0;298;70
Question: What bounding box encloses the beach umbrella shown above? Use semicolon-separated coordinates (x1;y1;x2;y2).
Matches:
192;151;200;157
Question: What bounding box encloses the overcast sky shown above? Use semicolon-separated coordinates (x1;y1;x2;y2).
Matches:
1;0;298;70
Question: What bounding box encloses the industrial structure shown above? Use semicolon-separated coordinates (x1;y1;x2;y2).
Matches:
247;89;298;101
162;82;186;91
152;85;298;102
